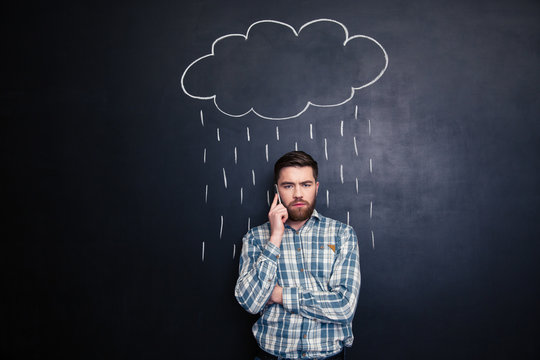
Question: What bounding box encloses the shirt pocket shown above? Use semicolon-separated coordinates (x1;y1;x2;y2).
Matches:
313;243;336;288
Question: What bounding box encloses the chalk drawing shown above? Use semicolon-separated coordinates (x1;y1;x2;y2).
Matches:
324;138;328;160
205;184;208;203
371;230;375;249
200;110;204;126
326;190;330;208
340;121;344;137
355;178;358;194
223;168;228;188
295;142;298;151
234;146;237;164
310;123;313;139
265;144;269;162
240;187;243;204
340;164;344;184
368;119;371;136
202;241;205;262
203;148;207;163
233;244;236;259
247;127;251;141
370;158;373;174
354;105;358;120
252;169;256;186
247;217;251;231
276;126;280;141
370;201;373;219
217;128;221;142
220;215;224;239
353;136;358;156
181;19;389;120
347;211;350;226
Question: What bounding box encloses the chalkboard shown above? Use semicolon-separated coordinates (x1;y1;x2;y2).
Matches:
3;0;540;359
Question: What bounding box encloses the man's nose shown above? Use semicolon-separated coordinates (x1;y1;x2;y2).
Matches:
293;186;302;198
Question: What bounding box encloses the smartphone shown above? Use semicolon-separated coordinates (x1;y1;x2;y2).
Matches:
274;184;282;204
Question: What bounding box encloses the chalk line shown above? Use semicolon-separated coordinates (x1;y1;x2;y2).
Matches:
240;187;243;204
203;148;207;163
353;136;358;156
370;201;373;219
276;126;280;141
217;128;220;142
247;127;251;141
265;144;268;162
371;230;375;249
180;19;389;121
347;211;350;226
202;241;205;262
234;146;237;164
205;184;208;203
220;215;223;239
233;244;236;259
324;138;328;160
368;119;371;136
355;105;358;120
355;178;358;194
326;190;330;208
340;121;344;137
247;217;251;231
252;169;256;186
295;142;298;151
370;158;373;174
223;168;228;188
310;123;313;139
340;164;344;184
200;110;204;126
266;190;270;206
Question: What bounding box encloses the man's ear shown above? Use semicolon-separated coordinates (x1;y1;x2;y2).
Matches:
315;181;319;196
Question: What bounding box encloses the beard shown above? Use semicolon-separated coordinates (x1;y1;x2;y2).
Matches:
286;198;316;222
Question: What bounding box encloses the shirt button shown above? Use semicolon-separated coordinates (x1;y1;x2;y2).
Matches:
276;255;280;259
297;248;301;252
303;334;307;338
302;353;306;357
300;268;304;272
320;245;324;249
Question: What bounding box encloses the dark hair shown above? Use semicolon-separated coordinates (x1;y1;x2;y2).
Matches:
274;151;318;184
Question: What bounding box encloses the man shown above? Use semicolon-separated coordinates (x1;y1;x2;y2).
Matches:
235;151;361;360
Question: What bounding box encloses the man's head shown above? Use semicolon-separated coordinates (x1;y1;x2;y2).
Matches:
274;151;319;222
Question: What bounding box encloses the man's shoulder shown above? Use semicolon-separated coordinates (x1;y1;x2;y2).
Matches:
314;210;349;231
244;221;271;239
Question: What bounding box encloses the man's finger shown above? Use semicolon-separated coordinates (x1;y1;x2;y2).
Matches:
270;193;278;209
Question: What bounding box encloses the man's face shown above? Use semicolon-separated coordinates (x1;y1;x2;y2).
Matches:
276;166;319;222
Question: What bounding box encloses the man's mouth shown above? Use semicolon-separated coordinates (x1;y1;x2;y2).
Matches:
292;202;307;207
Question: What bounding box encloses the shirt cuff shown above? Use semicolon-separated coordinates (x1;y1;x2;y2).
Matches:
282;287;300;315
262;241;281;262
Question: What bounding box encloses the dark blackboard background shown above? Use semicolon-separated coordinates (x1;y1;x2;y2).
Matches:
2;0;540;359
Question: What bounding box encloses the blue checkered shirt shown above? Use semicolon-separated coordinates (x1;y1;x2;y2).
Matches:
235;210;361;359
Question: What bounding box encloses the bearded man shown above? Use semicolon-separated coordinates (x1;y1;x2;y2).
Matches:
235;151;361;360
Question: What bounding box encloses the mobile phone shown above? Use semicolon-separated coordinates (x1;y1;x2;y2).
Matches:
274;184;282;204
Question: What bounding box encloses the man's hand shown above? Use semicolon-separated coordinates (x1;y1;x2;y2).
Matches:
268;193;288;247
266;285;283;305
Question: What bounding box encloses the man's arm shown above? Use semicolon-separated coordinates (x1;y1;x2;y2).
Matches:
234;194;288;314
234;231;281;314
281;226;361;324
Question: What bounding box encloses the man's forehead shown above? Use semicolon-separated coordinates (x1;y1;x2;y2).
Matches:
278;166;316;182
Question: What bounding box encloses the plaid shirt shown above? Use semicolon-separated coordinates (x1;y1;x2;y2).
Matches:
235;210;361;359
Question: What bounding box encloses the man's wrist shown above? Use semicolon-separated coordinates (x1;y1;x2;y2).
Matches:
269;234;282;246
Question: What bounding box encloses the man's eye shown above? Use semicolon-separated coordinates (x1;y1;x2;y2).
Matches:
284;185;292;189
303;184;311;187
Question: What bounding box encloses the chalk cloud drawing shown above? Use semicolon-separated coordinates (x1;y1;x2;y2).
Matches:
181;19;388;120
